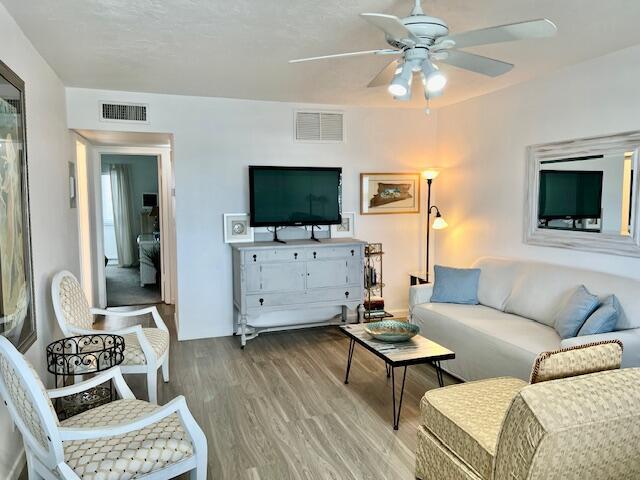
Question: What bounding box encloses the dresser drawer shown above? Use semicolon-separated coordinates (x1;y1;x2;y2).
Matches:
247;293;307;308
244;248;307;263
304;286;363;303
247;287;362;309
307;246;359;260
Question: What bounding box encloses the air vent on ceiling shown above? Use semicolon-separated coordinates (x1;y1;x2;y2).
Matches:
100;102;148;123
295;111;344;142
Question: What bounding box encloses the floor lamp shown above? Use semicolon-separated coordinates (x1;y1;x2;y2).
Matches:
423;169;448;283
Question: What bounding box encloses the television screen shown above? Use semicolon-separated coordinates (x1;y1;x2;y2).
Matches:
249;166;342;227
538;170;603;220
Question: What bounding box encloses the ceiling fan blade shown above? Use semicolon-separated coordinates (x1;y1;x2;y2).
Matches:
438;18;557;50
439;50;513;77
367;59;400;88
289;49;399;64
361;13;421;46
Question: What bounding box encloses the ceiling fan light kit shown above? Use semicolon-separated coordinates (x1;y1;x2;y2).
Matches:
290;0;557;107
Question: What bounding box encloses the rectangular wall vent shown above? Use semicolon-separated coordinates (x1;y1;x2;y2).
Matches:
100;102;148;123
295;111;344;142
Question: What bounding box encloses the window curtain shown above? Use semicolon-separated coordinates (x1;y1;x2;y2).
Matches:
109;164;138;267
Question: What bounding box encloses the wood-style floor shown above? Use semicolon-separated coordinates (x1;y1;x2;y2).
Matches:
93;306;456;479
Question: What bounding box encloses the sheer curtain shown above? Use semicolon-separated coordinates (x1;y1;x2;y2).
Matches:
109;164;138;267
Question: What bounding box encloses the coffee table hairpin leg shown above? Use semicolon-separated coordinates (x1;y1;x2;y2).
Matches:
391;364;408;430
344;338;355;384
434;360;445;388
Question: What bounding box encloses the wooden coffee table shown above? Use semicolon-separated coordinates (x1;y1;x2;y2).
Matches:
339;324;455;430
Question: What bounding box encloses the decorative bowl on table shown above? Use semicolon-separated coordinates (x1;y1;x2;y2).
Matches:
364;320;420;343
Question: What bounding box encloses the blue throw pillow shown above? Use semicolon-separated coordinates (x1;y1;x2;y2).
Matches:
430;265;481;305
578;295;620;336
553;285;600;339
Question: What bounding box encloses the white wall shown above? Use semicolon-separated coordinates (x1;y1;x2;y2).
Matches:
0;3;80;478
435;44;640;278
66;89;438;339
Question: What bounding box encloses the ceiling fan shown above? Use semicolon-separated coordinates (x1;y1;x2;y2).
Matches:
289;0;557;105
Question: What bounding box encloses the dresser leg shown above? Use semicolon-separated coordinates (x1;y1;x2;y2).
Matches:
240;315;247;349
341;305;348;322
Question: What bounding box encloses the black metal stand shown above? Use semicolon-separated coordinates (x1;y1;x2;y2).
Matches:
272;227;286;244
47;334;125;420
309;225;322;242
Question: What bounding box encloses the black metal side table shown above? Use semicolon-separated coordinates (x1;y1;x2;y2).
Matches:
46;334;125;419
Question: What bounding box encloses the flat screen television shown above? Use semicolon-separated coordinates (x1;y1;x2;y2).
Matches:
249;166;342;227
538;170;603;220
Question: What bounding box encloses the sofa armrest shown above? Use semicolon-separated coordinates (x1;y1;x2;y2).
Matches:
409;284;433;318
561;328;640;368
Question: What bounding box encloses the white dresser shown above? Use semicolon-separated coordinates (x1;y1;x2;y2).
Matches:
231;238;366;347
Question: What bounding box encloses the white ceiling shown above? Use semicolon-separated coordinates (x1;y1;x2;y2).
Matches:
4;0;640;108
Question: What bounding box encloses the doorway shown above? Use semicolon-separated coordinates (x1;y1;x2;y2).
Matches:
101;154;162;307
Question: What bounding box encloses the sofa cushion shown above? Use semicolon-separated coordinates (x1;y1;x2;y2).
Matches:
421;377;526;479
500;259;640;329
553;285;599;339
431;265;481;305
412;303;561;381
579;295;620;336
472;257;520;311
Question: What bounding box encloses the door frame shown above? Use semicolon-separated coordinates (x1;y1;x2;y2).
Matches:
91;146;175;308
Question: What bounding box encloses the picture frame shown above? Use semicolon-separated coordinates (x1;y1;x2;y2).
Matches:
360;172;421;215
331;212;356;238
223;213;254;243
0;60;37;352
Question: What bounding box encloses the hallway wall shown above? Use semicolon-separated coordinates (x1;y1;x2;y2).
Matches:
0;3;81;478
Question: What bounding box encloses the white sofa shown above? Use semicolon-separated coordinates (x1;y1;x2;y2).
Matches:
409;257;640;381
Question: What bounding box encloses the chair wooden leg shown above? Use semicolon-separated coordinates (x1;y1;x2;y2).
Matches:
190;457;207;480
147;370;158;404
162;355;170;383
25;449;44;480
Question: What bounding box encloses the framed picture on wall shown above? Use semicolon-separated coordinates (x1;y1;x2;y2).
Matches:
0;60;37;352
360;172;421;215
331;212;356;238
223;213;254;243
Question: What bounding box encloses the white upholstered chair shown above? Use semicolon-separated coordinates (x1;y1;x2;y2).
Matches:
51;271;169;404
0;336;207;480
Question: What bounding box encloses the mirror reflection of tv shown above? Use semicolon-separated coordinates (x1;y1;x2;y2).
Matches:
538;170;603;220
249;166;342;227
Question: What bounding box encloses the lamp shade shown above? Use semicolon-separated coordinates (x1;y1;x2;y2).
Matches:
422;168;441;180
432;215;448;230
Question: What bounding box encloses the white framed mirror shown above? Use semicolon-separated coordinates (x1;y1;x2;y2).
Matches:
524;130;640;257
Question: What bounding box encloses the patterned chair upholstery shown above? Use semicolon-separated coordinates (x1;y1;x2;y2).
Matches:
52;271;170;404
0;336;207;480
416;342;640;479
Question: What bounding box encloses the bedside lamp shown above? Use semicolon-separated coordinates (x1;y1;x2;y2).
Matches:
422;169;447;283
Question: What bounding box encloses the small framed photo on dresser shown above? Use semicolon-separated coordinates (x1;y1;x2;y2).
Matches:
223;213;254;243
331;212;356;238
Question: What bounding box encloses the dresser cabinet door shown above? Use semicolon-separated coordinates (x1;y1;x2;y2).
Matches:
260;262;306;292
306;259;348;289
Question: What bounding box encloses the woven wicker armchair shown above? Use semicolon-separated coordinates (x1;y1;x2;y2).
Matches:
51;271;169;403
416;341;640;479
0;336;207;480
